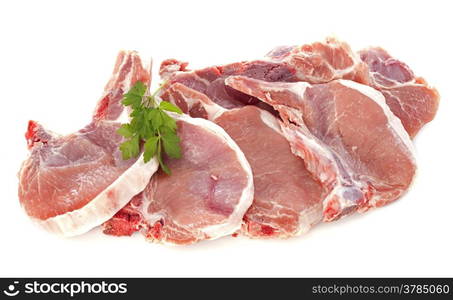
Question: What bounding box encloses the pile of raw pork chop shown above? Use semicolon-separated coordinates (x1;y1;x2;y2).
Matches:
18;38;439;245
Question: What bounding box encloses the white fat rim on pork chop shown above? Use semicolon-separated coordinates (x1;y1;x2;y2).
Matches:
34;155;159;237
258;109;283;135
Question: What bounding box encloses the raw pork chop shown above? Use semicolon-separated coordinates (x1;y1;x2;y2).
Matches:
359;47;439;138
104;113;254;245
158;83;325;238
162;38;438;138
226;76;417;221
159;37;368;110
18;51;158;236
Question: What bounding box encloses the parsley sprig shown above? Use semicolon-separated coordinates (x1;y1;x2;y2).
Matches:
117;81;183;174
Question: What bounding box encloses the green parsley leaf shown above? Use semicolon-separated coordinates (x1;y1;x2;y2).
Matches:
159;101;183;114
117;124;134;138
148;109;163;130
121;94;141;108
143;136;159;163
161;127;181;159
119;135;140;160
129;81;147;96
122;81;146;109
160;112;177;131
130;109;145;132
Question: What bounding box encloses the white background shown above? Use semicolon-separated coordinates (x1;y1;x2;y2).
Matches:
0;0;452;277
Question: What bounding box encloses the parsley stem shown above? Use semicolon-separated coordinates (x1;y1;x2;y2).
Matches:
152;81;166;98
145;96;155;108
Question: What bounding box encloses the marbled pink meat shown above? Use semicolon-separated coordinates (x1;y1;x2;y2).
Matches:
226;76;417;221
